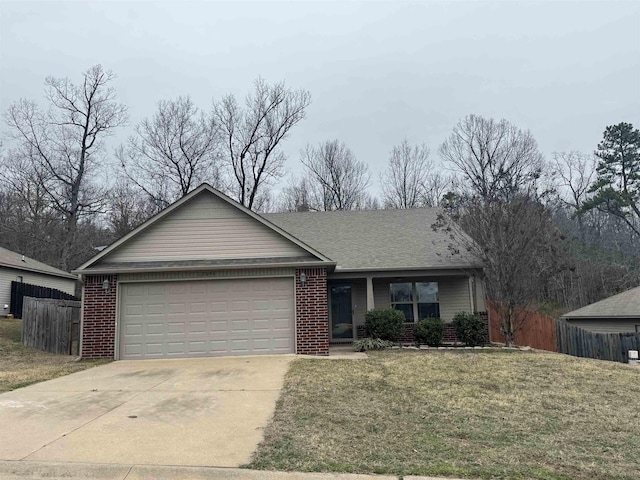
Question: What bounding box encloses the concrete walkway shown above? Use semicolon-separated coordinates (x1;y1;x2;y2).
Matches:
0;356;293;467
0;460;460;480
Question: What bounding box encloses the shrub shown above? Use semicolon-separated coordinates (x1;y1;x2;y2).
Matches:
364;308;405;341
452;312;488;346
353;337;395;352
414;317;445;346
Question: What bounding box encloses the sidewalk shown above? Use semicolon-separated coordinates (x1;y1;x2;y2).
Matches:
0;461;462;480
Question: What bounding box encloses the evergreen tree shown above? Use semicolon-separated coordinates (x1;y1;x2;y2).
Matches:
583;122;640;237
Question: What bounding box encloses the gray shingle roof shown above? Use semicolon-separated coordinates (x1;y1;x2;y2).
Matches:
263;208;481;271
0;246;77;279
562;285;640;319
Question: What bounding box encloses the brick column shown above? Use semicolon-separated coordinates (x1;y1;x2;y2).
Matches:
295;267;329;355
81;274;117;359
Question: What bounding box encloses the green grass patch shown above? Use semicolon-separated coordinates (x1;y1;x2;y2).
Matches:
248;349;640;480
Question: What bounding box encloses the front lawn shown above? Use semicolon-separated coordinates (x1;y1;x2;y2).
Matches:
248;350;640;480
0;318;108;393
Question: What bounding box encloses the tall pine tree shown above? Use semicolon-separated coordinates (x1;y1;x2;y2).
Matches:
583;122;640;237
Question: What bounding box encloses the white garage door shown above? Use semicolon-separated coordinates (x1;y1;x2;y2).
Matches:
119;277;295;359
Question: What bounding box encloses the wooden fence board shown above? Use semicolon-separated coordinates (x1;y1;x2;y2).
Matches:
554;319;640;364
488;303;557;351
21;297;81;355
10;281;78;318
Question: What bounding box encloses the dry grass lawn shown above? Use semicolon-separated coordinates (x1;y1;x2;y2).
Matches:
0;318;108;393
248;349;640;480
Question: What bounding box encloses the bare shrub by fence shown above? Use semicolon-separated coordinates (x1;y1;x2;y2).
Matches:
22;297;81;355
555;319;640;364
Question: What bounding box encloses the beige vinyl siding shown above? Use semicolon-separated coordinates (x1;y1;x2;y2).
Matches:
439;277;474;321
564;318;640;334
104;192;310;263
0;266;76;314
371;276;472;323
349;279;367;328
119;267;296;283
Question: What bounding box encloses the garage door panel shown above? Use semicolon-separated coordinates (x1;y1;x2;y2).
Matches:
124;343;142;356
145;343;164;355
189;341;206;354
189;321;206;333
147;303;165;315
125;304;143;316
145;322;164;335
231;300;249;312
167;322;185;334
120;278;295;359
210;301;228;313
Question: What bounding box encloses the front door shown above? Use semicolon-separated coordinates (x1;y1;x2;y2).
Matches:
330;284;353;341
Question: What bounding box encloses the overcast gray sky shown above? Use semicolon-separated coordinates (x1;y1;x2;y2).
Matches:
1;1;639;193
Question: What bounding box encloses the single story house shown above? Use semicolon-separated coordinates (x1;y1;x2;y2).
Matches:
0;246;77;316
562;285;640;334
74;184;485;360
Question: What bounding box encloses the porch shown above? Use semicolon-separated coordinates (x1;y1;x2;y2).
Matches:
327;270;486;344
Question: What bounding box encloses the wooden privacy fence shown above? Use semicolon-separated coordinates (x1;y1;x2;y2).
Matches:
22;297;81;355
555;319;640;364
488;303;557;351
10;281;78;319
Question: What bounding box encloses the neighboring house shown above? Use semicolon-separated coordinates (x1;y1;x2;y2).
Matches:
562;286;640;334
0;246;77;315
74;184;485;360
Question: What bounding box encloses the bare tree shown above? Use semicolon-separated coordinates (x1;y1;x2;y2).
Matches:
299;140;372;211
105;179;157;240
551;151;597;241
435;195;566;346
439;114;544;201
421;171;458;207
380;140;432;208
118;96;220;210
438;115;565;345
4;65;128;269
213;78;311;210
276;176;316;212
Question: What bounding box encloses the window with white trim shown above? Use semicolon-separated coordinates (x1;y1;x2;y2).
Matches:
390;282;439;322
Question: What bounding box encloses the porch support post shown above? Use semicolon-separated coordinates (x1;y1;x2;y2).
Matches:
468;276;476;312
366;276;375;312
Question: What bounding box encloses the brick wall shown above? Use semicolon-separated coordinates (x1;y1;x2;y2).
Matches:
81;275;117;359
295;268;329;355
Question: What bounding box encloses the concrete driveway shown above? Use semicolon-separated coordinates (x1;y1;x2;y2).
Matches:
0;356;293;467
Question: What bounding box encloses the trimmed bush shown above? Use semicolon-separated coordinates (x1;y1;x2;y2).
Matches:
353;337;395;352
364;308;405;341
414;317;445;346
452;312;488;346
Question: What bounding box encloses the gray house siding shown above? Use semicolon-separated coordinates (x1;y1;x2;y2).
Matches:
564;318;640;334
103;192;310;264
1;266;76;315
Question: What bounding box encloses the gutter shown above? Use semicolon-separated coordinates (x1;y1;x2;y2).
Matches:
73;260;337;275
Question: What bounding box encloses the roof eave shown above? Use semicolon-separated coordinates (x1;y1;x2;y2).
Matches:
73;260;337;275
333;264;484;273
0;262;77;280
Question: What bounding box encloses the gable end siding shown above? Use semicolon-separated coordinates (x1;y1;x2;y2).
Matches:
102;192;311;264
